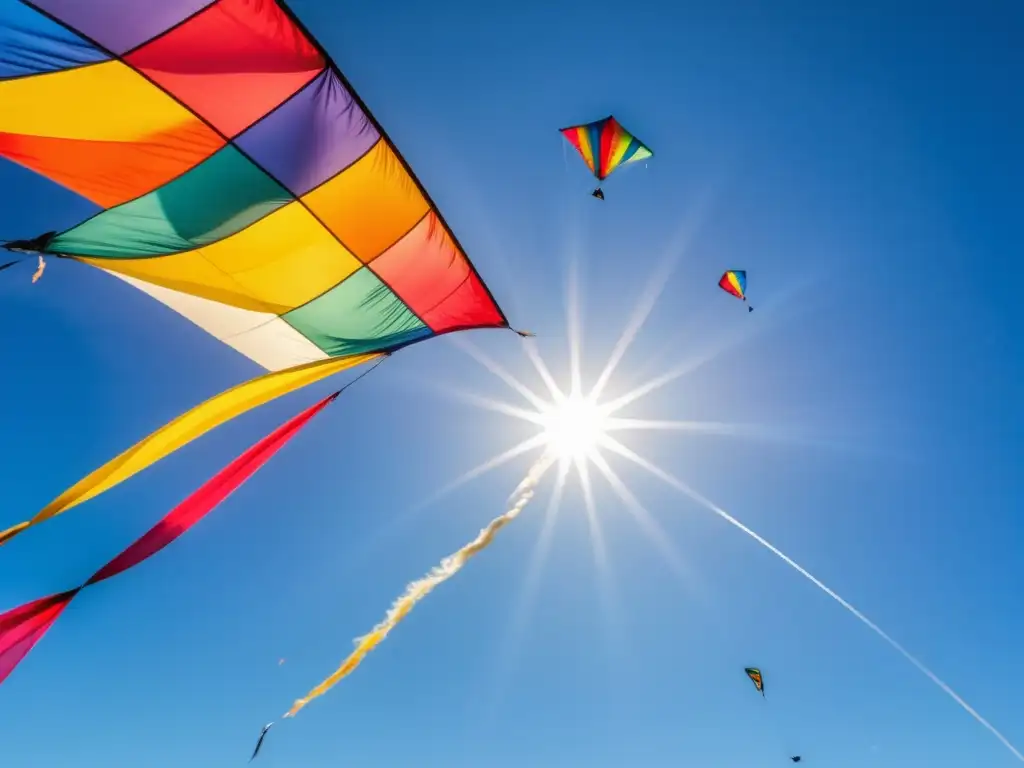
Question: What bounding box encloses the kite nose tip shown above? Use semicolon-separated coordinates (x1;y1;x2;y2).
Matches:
3;231;56;254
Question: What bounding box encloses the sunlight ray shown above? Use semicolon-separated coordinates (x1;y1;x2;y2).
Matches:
414;377;543;425
523;340;566;403
307;439;550;586
567;257;583;397
501;461;571;661
478;461;572;724
605;418;769;435
614;269;818;399
574;456;608;571
418;434;549;510
589;239;689;402
515;460;571;631
588;447;698;591
602;417;897;461
600;325;756;414
598;435;1024;763
588;179;725;400
573;454;624;657
449;335;548;412
445;389;546;425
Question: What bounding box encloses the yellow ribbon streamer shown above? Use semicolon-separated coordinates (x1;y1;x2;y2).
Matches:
0;352;383;546
286;453;555;717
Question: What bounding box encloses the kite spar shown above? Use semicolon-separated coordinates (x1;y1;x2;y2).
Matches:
0;0;529;544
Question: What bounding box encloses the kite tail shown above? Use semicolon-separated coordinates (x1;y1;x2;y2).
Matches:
0;353;385;548
0;591;78;684
31;255;45;284
0;391;339;686
283;453;555;719
0;521;29;546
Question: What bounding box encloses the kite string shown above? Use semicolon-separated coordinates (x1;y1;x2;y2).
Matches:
283;451;556;718
337;353;389;394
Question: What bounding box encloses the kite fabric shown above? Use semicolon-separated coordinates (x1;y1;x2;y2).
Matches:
745;666;764;696
0;0;522;539
0;352;383;546
718;270;752;311
560;115;653;181
718;270;747;300
0;0;511;374
0;390;338;686
281;454;556;721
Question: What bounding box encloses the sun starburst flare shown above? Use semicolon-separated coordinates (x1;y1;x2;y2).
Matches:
275;244;1018;763
439;260;1022;763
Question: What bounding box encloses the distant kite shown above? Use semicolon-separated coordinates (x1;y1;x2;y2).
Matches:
745;666;765;696
560;115;652;199
719;270;753;312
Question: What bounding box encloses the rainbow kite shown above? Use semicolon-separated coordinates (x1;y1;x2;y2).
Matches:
560;115;652;199
0;0;521;544
718;269;753;311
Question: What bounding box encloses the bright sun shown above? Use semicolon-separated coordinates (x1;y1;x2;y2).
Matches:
538;394;608;462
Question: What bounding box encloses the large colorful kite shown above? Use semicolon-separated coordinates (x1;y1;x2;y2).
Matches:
0;0;523;544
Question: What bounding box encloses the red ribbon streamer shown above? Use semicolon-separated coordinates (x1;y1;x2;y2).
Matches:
0;391;338;685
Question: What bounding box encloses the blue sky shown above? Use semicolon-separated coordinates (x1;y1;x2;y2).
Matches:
1;0;1022;766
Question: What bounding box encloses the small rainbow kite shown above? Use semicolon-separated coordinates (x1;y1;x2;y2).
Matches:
718;269;753;312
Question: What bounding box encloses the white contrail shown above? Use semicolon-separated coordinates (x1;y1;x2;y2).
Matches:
601;436;1024;763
